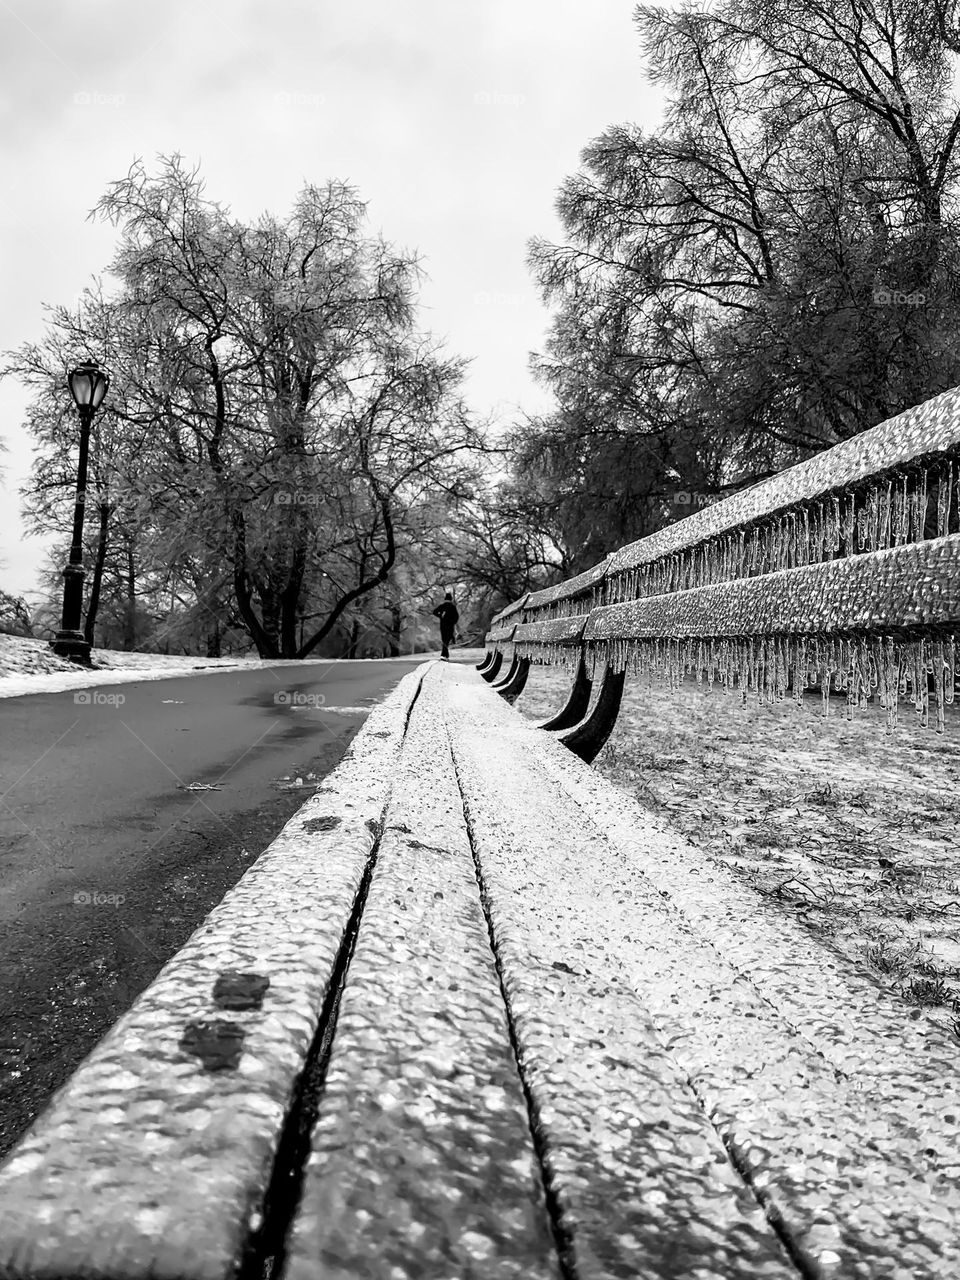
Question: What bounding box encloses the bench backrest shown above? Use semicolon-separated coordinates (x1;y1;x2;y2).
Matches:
484;385;960;729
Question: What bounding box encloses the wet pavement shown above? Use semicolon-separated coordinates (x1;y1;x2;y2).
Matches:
0;658;419;1157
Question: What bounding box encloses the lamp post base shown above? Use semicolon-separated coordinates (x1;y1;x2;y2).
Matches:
51;631;92;665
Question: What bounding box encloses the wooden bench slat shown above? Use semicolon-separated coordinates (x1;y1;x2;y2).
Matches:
0;669;428;1280
609;385;960;575
281;671;560;1280
513;616;587;646
490;595;530;627
586;533;960;641
443;667;960;1279
441;667;797;1280
524;557;611;611
485;623;518;645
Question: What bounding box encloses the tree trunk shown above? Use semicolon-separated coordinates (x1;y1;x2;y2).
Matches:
343;547;369;660
346;616;360;660
280;576;302;658
387;602;402;657
259;584;281;654
231;507;279;659
124;540;136;651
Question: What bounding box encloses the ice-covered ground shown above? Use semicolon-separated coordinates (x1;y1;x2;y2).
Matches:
0;634;429;700
517;662;960;1037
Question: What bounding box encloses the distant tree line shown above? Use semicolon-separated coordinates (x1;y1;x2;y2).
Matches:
3;158;553;656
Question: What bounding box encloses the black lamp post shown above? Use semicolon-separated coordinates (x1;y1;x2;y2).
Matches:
51;359;109;664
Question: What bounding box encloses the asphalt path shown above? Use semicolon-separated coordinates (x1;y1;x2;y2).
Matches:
0;657;422;1157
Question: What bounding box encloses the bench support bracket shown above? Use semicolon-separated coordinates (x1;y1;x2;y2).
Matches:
536;652;592;730
556;663;625;764
493;655;530;704
491;653;520;690
476;651;495;672
480;651;504;683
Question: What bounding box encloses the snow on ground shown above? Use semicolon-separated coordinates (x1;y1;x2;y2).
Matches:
0;634;430;700
517;662;960;1039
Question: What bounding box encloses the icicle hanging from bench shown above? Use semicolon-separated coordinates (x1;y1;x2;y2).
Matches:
583;633;958;735
514;639;582;672
604;454;960;606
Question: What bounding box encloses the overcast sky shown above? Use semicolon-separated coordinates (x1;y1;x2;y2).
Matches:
0;0;662;600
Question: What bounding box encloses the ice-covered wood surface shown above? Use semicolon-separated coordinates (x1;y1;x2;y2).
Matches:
524;555;611;610
513;615;588;646
489;594;529;626
608;385;960;576
486;622;518;644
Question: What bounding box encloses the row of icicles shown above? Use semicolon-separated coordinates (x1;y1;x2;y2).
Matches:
536;586;605;621
514;634;959;734
526;462;958;624
587;635;958;734
605;464;954;605
519;641;584;673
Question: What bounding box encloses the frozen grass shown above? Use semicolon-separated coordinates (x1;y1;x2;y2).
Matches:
516;660;960;1039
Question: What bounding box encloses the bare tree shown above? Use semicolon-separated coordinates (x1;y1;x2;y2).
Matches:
525;0;960;553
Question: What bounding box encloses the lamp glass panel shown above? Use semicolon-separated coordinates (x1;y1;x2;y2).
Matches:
90;374;108;409
68;369;95;407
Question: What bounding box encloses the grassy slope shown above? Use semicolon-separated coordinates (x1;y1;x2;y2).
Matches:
517;662;960;1039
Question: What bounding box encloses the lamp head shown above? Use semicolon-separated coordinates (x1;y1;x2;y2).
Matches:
67;360;109;413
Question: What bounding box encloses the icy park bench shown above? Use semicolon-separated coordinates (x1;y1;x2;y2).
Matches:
5;392;960;1280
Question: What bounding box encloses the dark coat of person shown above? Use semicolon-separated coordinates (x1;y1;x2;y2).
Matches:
432;600;459;641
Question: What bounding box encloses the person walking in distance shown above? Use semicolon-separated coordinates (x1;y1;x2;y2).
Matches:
432;591;459;661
